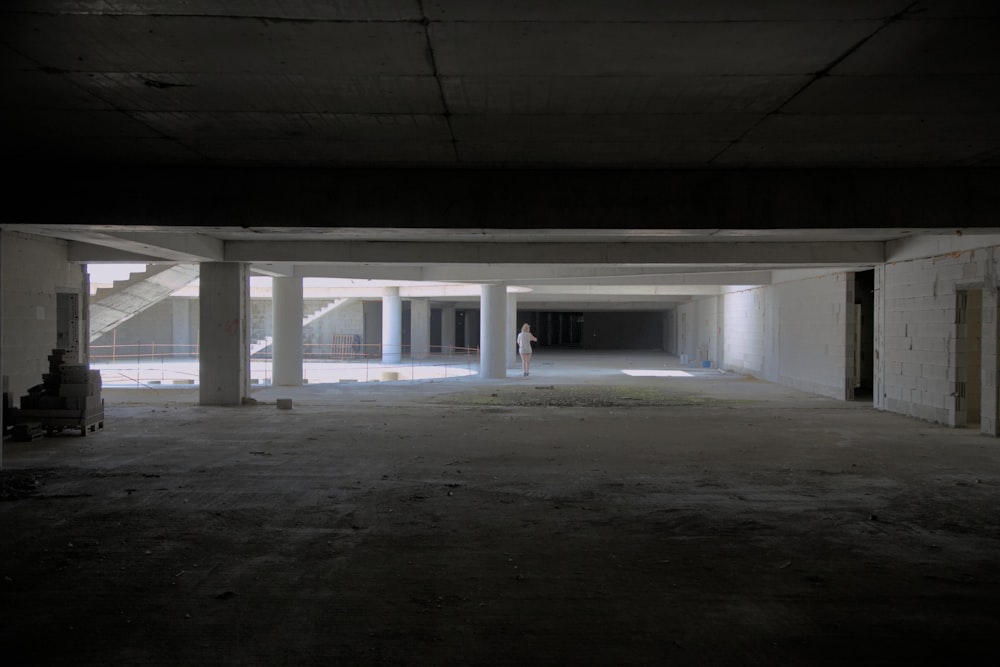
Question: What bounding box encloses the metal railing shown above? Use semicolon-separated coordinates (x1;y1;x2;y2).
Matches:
89;340;479;387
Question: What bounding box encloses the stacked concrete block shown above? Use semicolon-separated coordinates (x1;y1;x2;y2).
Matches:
17;348;104;436
58;363;103;414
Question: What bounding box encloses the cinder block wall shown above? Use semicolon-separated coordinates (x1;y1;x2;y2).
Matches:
773;273;851;399
723;288;767;375
877;246;1000;427
1;231;87;398
303;300;364;347
676;297;719;365
699;271;851;400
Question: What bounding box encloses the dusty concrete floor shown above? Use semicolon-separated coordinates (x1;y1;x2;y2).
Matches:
2;351;999;666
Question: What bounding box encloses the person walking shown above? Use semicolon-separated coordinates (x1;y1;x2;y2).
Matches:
516;323;538;377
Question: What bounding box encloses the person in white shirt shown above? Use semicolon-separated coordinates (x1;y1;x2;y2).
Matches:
516;323;538;377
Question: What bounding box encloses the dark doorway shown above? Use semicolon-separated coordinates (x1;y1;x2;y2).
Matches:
853;270;875;400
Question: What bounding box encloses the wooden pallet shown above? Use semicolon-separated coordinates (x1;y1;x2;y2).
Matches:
15;408;105;437
12;422;45;442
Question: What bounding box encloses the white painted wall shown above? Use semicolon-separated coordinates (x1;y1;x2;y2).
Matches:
723;288;766;374
1;231;87;399
676;297;719;366
771;273;851;399
692;271;851;400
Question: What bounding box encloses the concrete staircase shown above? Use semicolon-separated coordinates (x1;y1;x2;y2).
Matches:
89;264;199;342
250;298;357;357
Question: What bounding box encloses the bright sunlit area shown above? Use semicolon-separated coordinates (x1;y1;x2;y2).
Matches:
622;370;694;377
87;263;147;292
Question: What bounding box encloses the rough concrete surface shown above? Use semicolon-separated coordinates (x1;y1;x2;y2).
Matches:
2;352;999;666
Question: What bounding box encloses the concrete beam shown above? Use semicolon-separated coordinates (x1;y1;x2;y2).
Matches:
515;270;774;286
288;265;426;281
227;240;884;265
65;233;223;262
12;167;1000;231
420;265;775;283
526;285;724;297
511;299;689;309
67;242;163;263
886;233;1000;263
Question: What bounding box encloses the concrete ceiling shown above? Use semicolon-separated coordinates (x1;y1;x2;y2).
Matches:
3;1;1000;306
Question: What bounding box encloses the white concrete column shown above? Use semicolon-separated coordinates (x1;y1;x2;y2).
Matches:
480;283;507;379
199;262;250;406
410;298;431;360
382;287;402;364
506;290;518;368
441;306;456;355
273;276;303;386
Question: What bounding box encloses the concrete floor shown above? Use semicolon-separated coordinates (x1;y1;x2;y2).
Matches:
2;351;999;666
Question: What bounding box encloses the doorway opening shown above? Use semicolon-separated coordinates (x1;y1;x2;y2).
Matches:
955;289;983;428
852;270;875;401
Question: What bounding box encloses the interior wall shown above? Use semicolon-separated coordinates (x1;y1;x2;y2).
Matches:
876;246;1000;427
772;273;852;399
723;288;766;374
0;231;88;399
676;297;719;366
698;272;850;399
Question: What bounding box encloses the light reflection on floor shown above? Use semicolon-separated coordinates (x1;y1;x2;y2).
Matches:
622;369;694;377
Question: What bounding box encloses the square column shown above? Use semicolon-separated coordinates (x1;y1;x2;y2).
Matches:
273;276;304;386
410;298;431;360
199;262;250;406
982;287;1000;436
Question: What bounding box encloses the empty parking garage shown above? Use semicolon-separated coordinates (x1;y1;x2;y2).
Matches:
2;2;1000;665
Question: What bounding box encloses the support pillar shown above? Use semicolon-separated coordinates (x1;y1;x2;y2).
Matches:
480;283;507;379
273;276;303;386
506;291;518;369
410;298;430;360
873;266;887;411
441;306;456;355
382;287;402;364
982;286;1000;436
199;262;250;406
